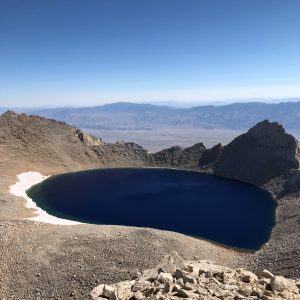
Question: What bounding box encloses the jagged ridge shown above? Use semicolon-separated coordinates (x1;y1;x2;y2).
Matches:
1;111;299;187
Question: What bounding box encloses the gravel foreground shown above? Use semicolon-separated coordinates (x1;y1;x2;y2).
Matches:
90;255;300;300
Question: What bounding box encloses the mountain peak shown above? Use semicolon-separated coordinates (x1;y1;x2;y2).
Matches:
215;121;299;185
247;119;286;137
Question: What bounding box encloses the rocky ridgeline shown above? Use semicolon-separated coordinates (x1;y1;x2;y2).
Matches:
1;111;299;183
90;256;300;300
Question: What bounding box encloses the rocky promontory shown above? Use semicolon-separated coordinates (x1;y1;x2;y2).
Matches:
214;120;300;186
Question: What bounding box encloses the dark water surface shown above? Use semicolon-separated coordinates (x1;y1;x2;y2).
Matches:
27;168;276;250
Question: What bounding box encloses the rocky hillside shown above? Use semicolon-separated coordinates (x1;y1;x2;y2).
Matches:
0;111;152;174
90;255;300;300
152;143;207;169
2;111;299;186
214;120;300;186
0;111;103;172
0;111;213;173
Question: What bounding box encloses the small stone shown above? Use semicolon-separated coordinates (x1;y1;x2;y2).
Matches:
134;290;144;300
278;290;298;299
250;290;263;297
265;283;272;291
131;271;142;280
222;284;239;291
143;287;156;297
175;269;186;280
162;282;174;294
195;286;208;296
175;289;190;298
238;287;252;297
157;272;174;284
263;290;273;296
132;280;151;292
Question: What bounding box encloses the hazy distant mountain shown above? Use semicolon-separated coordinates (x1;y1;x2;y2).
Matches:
3;101;300;130
0;107;34;115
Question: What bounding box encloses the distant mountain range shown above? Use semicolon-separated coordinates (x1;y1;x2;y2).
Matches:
2;101;300;130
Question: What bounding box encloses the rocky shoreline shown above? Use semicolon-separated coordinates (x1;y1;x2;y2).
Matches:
0;111;299;299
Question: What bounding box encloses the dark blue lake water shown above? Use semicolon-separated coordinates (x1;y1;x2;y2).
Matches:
27;168;276;250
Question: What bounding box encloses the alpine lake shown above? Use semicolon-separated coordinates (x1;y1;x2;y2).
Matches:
27;168;276;250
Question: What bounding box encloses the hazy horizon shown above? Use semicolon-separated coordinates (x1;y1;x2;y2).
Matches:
1;97;300;110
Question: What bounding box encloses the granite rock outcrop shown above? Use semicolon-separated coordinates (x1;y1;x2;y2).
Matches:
90;255;300;300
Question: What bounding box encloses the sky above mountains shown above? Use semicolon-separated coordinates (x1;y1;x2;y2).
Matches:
1;0;300;107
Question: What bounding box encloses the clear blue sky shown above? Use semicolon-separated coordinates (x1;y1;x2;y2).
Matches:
1;0;299;107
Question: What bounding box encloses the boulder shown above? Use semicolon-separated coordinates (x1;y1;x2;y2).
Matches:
257;269;275;279
162;282;174;294
175;288;198;298
271;276;299;293
76;129;102;147
132;280;151;292
114;280;135;300
157;272;174;284
237;269;258;283
157;254;179;274
138;268;158;283
90;284;117;300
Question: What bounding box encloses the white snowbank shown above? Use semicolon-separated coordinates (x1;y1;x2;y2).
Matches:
9;171;80;225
